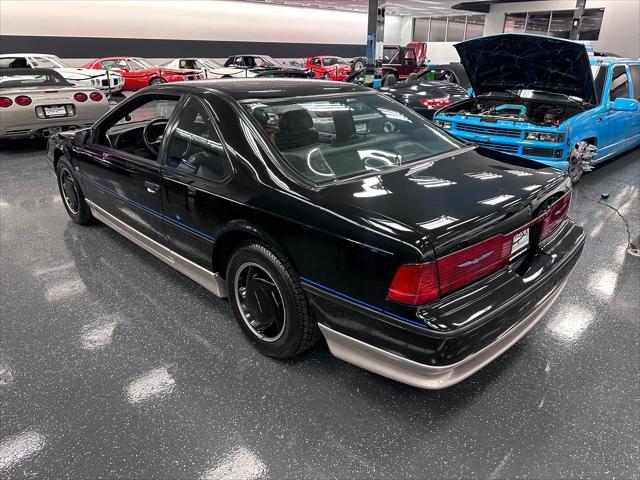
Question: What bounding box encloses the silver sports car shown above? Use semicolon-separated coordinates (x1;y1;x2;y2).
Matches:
0;68;110;143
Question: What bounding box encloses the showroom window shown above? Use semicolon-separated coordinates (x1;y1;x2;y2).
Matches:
166;98;230;182
504;8;605;40
413;14;485;42
609;66;631;100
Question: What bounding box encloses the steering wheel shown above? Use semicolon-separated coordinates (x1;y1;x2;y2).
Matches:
143;117;169;156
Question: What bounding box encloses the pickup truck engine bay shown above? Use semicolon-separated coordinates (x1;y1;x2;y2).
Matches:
438;97;586;126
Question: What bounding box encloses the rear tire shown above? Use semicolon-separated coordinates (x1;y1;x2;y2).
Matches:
56;156;94;225
226;242;319;359
382;73;397;87
353;59;366;71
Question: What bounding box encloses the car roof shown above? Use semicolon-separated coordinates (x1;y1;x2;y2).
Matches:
156;78;369;100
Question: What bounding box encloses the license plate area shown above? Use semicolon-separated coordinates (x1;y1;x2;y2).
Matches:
510;228;530;260
43;105;68;117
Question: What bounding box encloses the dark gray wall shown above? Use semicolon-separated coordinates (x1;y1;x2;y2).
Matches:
0;35;367;59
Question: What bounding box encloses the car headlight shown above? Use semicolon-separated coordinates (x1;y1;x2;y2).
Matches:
525;131;564;143
433;120;452;130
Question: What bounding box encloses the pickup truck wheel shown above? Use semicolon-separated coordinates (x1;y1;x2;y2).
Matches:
382;73;397;87
568;141;588;184
226;242;319;359
56;156;94;224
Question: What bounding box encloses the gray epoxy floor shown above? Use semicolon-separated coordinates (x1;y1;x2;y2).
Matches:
1;140;638;479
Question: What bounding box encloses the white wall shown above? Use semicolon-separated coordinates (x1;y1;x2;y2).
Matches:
484;0;640;58
384;16;413;45
0;0;367;45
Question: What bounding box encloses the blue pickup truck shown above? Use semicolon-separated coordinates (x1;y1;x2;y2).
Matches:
433;34;640;182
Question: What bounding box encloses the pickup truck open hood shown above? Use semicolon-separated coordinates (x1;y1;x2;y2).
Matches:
455;34;597;104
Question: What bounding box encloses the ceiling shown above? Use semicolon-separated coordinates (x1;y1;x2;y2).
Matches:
234;0;485;16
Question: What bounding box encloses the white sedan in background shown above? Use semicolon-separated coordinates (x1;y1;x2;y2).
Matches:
161;58;258;79
0;53;123;94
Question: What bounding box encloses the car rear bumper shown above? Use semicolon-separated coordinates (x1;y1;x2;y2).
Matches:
319;276;566;389
306;219;584;388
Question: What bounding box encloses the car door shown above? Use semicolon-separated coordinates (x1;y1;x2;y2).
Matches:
160;95;234;268
76;93;181;244
628;64;640;148
601;64;633;156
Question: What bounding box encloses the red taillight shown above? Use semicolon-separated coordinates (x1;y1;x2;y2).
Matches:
387;262;440;305
0;97;12;108
74;92;88;102
15;95;32;106
387;189;572;305
419;97;452;108
436;235;512;296
89;91;103;101
540;190;572;240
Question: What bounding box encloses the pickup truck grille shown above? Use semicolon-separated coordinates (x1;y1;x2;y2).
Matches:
456;123;522;138
475;141;519;154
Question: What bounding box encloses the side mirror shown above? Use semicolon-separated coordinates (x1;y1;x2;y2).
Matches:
73;129;90;146
611;97;639;112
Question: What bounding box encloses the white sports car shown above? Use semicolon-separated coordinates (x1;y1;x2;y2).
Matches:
0;68;110;143
161;58;258;79
0;54;123;94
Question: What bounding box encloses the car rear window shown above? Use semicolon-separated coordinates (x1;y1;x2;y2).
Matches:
242;92;464;184
0;71;71;87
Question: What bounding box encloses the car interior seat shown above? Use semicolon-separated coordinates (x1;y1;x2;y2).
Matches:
8;57;29;68
274;109;319;151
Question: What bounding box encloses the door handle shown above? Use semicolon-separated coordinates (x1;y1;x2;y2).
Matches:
144;181;160;194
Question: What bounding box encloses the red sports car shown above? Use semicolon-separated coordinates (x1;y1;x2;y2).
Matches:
305;56;352;80
82;57;203;91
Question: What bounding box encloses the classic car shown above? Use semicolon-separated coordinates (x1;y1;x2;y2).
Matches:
46;79;584;389
83;57;204;91
305;56;352;80
0;68;109;144
432;34;640;182
223;55;312;77
0;53;123;94
160;58;255;79
380;69;470;119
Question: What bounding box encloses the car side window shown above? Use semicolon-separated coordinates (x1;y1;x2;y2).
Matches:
403;49;416;66
628;64;640;100
313;58;322;66
610;66;630;100
96;96;179;161
165;98;230;182
101;60;121;70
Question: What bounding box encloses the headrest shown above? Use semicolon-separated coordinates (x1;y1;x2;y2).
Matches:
332;109;356;143
279;109;314;131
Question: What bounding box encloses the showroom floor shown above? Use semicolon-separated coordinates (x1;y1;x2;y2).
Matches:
1;140;638;479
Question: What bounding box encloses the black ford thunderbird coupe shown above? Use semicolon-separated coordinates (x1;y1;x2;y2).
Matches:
46;79;584;389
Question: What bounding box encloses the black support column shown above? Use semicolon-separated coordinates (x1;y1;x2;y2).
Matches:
367;0;386;63
569;0;587;40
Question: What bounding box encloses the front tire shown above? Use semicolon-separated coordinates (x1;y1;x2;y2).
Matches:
56;156;94;224
149;77;166;85
226;242;319;359
568;141;590;184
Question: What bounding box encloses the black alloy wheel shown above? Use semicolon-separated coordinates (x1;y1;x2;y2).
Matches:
226;242;320;358
56;156;94;224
